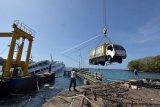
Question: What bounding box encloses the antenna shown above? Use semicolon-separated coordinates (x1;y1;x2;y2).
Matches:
50;54;53;63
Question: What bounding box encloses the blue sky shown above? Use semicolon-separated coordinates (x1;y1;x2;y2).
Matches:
0;0;160;69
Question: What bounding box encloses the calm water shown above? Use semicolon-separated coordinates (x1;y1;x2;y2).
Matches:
0;68;160;106
89;68;160;81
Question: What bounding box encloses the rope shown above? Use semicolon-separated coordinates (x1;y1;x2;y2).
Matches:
102;0;113;44
58;95;99;107
0;42;8;55
61;35;102;54
69;98;75;107
103;0;107;28
70;37;101;55
62;52;90;68
106;36;113;44
96;36;104;47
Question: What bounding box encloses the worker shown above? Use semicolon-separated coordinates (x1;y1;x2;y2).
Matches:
69;68;77;91
134;69;138;79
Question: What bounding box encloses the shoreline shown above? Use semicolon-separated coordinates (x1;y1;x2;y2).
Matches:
66;67;160;73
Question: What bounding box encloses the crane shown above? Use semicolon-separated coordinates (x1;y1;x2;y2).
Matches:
0;20;35;78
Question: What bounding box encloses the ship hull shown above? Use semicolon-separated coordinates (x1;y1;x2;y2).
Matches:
0;72;55;95
52;65;65;74
38;72;55;85
8;76;37;93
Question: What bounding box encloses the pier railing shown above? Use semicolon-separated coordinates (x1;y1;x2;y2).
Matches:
77;70;104;84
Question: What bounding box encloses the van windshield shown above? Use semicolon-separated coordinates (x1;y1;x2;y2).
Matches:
107;45;113;51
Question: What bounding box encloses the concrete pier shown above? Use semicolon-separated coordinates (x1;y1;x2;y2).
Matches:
42;82;160;107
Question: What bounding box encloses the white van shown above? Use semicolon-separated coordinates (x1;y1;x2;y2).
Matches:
89;43;127;65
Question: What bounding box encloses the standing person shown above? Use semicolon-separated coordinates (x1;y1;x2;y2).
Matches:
69;68;77;91
134;69;138;79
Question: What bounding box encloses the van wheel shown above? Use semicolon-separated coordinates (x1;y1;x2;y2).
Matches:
108;56;112;64
93;60;96;65
101;62;105;66
90;59;93;64
118;59;122;64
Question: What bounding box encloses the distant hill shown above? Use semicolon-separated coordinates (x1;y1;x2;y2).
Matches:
0;57;25;66
128;55;160;73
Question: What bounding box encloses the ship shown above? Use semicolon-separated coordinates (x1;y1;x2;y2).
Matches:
0;21;57;95
28;60;65;75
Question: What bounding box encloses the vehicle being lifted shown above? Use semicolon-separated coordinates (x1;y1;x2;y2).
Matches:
88;0;127;66
89;43;127;66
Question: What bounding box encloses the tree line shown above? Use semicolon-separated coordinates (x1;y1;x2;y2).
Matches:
128;55;160;73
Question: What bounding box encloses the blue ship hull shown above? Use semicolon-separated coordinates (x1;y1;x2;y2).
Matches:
0;72;55;95
8;76;37;93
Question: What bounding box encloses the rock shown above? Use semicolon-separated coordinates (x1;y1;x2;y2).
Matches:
124;83;130;88
142;79;148;84
131;85;137;89
83;79;90;85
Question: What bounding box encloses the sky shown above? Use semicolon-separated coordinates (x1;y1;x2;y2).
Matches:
0;0;160;69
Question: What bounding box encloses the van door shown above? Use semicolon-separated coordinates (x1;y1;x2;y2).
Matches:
107;45;115;58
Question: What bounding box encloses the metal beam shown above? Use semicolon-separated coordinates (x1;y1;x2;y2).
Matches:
14;26;33;41
22;40;33;76
0;33;12;37
3;33;17;77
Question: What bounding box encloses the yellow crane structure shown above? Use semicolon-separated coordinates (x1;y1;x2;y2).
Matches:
103;27;107;58
0;20;35;78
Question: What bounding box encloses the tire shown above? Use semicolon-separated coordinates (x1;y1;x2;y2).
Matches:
118;59;122;64
93;60;96;65
101;62;105;66
108;56;112;64
89;59;92;64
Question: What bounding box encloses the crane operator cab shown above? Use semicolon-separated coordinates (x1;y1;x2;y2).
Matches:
89;43;127;66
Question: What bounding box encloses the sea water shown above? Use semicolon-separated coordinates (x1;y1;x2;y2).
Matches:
0;68;160;106
89;68;160;81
